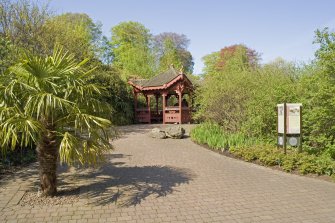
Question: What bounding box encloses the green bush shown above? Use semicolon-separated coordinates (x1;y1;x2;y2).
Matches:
190;123;256;150
231;145;335;177
281;153;300;172
258;146;284;166
191;123;335;178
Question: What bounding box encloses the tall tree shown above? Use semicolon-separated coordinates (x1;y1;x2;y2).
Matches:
297;28;335;156
99;36;114;65
39;13;102;61
314;27;335;76
110;21;154;79
195;44;264;132
0;0;51;54
217;44;260;71
154;32;194;73
0;47;112;196
201;51;221;77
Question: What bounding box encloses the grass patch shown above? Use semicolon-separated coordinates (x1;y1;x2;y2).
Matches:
190;122;257;150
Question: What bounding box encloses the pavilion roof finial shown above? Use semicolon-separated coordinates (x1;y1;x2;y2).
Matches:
179;65;184;74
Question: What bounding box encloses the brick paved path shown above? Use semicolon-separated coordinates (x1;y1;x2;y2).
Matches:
1;124;335;223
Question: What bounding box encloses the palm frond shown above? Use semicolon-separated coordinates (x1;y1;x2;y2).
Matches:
63;80;104;101
58;131;80;165
0;105;21;121
0;115;43;150
9;62;59;94
85;97;112;115
51;47;88;76
59;130;112;165
25;93;74;120
72;112;111;133
1;79;38;106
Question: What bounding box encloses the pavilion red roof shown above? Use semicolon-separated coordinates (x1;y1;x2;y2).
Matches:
128;67;193;91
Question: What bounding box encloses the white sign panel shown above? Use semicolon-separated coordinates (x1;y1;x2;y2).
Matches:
277;104;285;134
287;103;301;134
277;103;302;134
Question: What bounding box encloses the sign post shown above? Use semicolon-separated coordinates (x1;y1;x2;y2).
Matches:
277;103;302;153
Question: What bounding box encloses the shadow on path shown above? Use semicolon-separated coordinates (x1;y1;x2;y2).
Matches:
0;163;39;188
75;155;195;207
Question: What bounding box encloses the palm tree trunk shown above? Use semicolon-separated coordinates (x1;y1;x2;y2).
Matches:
36;123;58;197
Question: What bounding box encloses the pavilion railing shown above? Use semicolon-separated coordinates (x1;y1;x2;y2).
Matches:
164;107;190;123
150;110;163;122
136;107;191;124
135;108;150;123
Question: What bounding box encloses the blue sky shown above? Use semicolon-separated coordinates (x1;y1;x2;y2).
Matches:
46;0;335;74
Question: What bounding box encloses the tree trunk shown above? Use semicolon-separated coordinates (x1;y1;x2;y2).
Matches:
36;123;58;197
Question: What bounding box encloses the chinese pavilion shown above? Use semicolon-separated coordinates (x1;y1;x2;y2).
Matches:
128;66;194;124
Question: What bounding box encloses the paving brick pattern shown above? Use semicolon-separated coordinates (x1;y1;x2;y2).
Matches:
1;124;335;223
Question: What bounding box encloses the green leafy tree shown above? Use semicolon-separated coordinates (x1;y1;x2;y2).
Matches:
0;0;51;55
39;13;102;61
201;51;221;77
242;59;298;138
298;68;335;156
217;44;259;72
195;46;295;135
297;28;335;156
110;21;155;79
314;27;335;76
0;47;112;196
195;46;257;131
201;45;259;77
153;32;194;73
99;36;114;65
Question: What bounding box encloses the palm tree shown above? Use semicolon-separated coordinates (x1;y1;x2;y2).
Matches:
0;47;112;196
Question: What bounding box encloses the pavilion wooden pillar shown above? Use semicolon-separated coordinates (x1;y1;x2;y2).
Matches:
178;91;182;124
145;94;151;124
134;92;138;109
162;93;167;124
155;94;159;114
189;91;192;124
134;91;138;122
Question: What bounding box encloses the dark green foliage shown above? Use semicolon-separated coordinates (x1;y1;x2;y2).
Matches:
91;66;134;125
1;146;36;167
